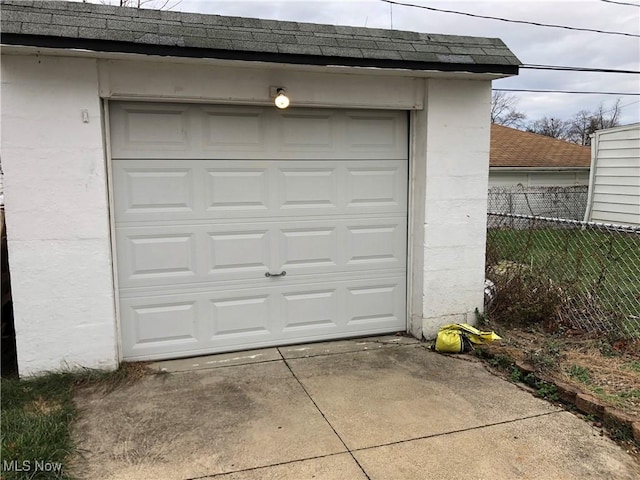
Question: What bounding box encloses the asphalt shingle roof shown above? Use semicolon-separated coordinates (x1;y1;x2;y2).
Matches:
0;0;520;74
491;124;591;168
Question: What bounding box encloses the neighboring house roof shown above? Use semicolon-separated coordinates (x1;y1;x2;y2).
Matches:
0;0;520;75
490;124;591;169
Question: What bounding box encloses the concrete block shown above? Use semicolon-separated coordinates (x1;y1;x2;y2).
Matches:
424;175;488;201
424;222;487;248
423;245;484;272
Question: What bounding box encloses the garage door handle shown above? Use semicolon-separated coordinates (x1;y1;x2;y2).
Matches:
265;271;287;278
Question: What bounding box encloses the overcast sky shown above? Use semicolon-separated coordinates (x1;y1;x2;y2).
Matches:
109;0;640;125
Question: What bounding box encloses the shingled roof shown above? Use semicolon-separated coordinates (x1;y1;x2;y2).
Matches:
490;124;591;169
0;0;520;75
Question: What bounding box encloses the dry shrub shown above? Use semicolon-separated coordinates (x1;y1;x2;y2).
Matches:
487;261;563;328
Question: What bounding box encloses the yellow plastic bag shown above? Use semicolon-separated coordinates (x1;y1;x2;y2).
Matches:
434;323;501;353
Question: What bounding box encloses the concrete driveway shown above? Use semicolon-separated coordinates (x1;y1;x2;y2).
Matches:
71;336;639;479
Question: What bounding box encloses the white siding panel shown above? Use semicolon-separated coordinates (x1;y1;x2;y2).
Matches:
595;167;639;177
592;192;640;207
591;210;639;225
594;175;640;187
598;139;640;150
595;150;640;161
589;124;640;226
594;184;640;196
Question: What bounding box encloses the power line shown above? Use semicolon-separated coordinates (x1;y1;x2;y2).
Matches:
522;64;640;74
493;88;640;95
602;99;640;113
380;0;640;38
600;0;640;7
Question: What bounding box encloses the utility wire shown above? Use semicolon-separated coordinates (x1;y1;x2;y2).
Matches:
493;88;640;95
380;0;640;38
600;0;640;7
601;99;640;113
521;64;640;74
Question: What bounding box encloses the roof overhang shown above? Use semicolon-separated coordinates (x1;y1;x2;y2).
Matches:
0;33;519;79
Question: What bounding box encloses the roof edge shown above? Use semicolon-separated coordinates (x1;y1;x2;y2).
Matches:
0;33;520;75
490;167;590;171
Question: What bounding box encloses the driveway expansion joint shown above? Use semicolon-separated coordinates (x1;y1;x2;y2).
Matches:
182;452;349;480
278;347;372;480
350;410;566;453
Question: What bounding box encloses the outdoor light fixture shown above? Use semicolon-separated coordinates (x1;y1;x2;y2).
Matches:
274;88;290;109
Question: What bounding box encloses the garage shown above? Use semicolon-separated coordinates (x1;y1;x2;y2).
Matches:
2;0;520;374
110;102;408;360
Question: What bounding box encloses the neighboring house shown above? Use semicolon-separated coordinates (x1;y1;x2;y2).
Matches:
0;0;520;375
488;124;591;219
585;124;640;226
489;124;591;187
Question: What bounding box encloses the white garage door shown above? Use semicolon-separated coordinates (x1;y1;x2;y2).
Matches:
110;102;408;361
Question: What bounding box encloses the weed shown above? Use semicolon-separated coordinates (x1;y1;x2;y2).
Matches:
607;424;633;443
475;308;489;327
623;360;640;373
516;372;559;401
598;341;617;358
509;368;522;382
535;382;559;401
615;389;640;399
486;260;564;328
567;365;592;384
488;354;514;370
473;347;492;360
525;338;563;373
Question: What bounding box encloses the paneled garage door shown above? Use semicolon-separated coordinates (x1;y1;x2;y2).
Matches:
110;102;408;360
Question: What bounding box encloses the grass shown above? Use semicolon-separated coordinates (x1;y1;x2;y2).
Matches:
1;364;152;480
623;360;640;373
567;365;592;384
1;373;77;480
487;227;640;334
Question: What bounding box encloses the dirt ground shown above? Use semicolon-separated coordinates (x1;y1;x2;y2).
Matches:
476;322;640;456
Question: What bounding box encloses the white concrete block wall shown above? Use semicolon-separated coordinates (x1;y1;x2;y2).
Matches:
421;79;491;338
1;55;118;375
1;54;497;370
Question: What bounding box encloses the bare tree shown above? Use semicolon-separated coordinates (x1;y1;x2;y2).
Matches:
527;116;568;139
590;99;621;130
566;110;593;146
491;91;526;128
566;99;621;146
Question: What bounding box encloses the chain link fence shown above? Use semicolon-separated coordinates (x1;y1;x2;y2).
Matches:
488;185;588;220
486;212;640;338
